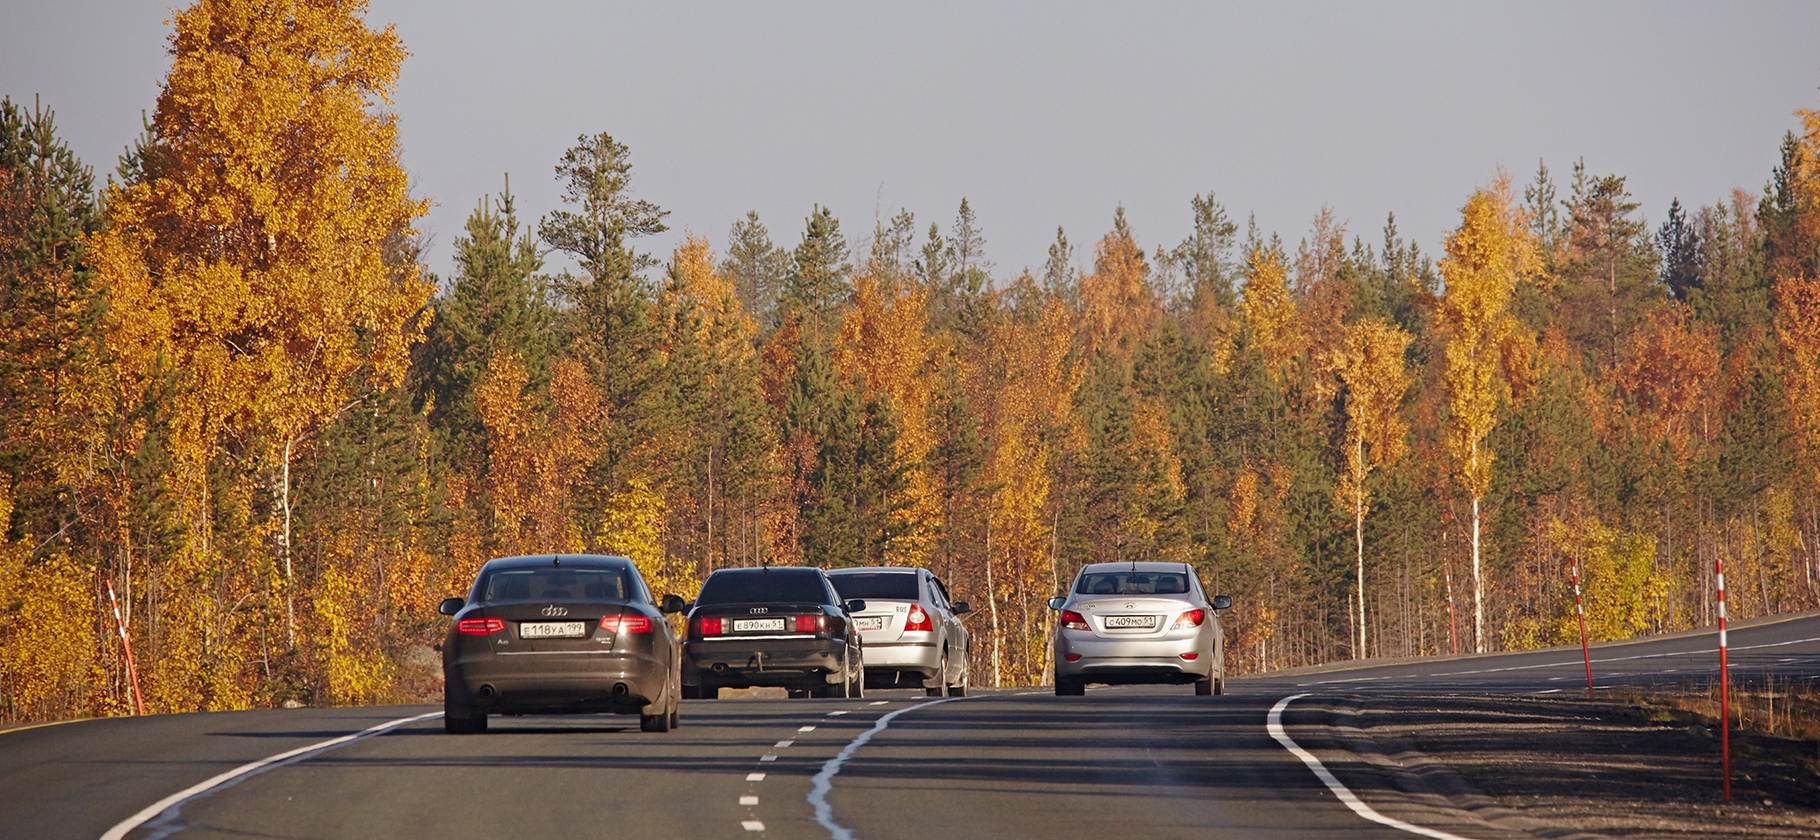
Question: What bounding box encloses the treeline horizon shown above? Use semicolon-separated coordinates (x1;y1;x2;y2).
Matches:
3;0;1820;721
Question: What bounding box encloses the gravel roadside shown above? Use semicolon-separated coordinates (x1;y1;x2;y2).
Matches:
1316;693;1820;839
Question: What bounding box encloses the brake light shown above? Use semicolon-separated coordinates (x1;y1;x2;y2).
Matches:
793;614;826;633
1179;652;1200;660
457;617;505;635
905;605;933;632
600;614;653;633
1059;610;1089;631
1065;654;1082;661
1173;609;1206;629
696;616;723;636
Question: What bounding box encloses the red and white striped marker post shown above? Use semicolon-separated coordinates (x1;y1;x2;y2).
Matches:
1571;555;1593;699
1716;554;1731;802
104;580;147;717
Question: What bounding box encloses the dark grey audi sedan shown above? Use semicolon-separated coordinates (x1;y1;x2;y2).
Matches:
439;554;685;734
681;566;865;699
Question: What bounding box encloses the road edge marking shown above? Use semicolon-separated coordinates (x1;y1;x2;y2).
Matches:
98;711;442;840
808;696;969;840
1268;694;1481;840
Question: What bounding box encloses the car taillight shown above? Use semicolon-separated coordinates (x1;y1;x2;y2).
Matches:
905;605;933;632
1179;652;1200;660
600;614;653;633
457;617;505;635
794;614;825;633
696;616;723;636
1059;610;1089;631
1173;609;1206;629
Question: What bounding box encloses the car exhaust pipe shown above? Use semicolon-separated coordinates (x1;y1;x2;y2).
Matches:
711;662;728;674
613;682;630;696
477;684;496;698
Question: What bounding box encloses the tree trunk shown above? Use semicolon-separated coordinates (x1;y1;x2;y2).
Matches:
986;522;1001;688
1472;494;1484;653
283;434;296;649
1355;483;1366;660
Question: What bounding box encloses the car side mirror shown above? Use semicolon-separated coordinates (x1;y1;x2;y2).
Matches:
1212;595;1233;610
951;601;971;615
844;599;867;614
438;597;465;616
660;594;687;614
1047;597;1066;611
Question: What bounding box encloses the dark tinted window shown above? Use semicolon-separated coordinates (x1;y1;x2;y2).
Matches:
828;572;921;601
482;568;629;602
695;569;831;605
1074;572;1190;596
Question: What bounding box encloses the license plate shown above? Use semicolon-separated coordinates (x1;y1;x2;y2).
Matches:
733;618;785;632
519;621;588;639
1103;615;1156;629
854;616;886;631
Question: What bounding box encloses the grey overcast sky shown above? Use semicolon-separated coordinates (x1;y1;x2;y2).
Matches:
4;1;1818;284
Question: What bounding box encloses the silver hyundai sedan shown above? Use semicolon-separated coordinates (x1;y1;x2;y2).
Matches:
1047;562;1232;696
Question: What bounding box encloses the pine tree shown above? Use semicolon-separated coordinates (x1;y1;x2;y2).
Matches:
780;205;851;345
725;211;788;330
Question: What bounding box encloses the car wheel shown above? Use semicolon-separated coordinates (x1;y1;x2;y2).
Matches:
926;652;949;697
951;662;968;697
852;660;864;699
1194;675;1214;696
1214;677;1225;696
682;683;704;700
640;709;671;732
1054;675;1084;696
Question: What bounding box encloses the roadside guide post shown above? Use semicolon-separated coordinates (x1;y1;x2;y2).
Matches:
1570;554;1593;699
104;579;147;716
1716;554;1732;802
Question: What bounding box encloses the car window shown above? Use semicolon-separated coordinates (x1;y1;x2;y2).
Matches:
929;577;950;610
696;570;832;605
827;572;920;601
482;568;629;602
1074;572;1190;596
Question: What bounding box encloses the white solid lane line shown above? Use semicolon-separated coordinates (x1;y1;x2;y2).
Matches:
809;696;970;840
1297;635;1820;686
99;711;442;840
1268;694;1481;840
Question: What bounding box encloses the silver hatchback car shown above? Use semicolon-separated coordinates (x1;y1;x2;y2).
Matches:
1048;562;1232;696
826;567;971;696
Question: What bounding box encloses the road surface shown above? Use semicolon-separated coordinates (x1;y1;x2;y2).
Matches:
4;611;1815;840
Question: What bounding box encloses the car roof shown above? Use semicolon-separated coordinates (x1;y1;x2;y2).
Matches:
481;554;634;571
708;566;825;576
1076;562;1194;574
825;566;919;575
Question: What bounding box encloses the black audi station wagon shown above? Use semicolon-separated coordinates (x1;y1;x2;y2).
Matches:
439;554;686;734
681;566;866;699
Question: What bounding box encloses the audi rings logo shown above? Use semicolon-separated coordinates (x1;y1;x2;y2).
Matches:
749;607;769;614
541;605;568;617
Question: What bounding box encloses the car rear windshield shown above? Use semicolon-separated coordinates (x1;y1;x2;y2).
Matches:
695;570;830;606
1074;572;1190;596
828;572;920;601
482;568;629;602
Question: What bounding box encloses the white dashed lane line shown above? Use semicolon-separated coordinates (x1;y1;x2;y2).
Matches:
746;772;766;781
740;796;759;806
742;820;765;831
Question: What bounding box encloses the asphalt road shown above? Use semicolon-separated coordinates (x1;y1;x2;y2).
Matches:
4;611;1817;840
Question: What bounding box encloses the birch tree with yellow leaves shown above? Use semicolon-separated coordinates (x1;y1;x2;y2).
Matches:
88;0;431;690
1437;177;1535;652
1326;319;1412;659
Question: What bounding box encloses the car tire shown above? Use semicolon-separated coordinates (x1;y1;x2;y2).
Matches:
926;653;949;697
1195;675;1214;696
851;661;864;699
1214;677;1225;696
444;704;486;734
640;709;671;732
682;683;704;700
950;663;968;697
1054;675;1085;697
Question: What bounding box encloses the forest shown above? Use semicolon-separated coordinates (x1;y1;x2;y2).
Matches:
4;1;1820;720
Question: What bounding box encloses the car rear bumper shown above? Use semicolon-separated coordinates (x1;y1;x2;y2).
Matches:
857;640;939;673
683;637;850;687
445;650;667;712
1054;634;1213;683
